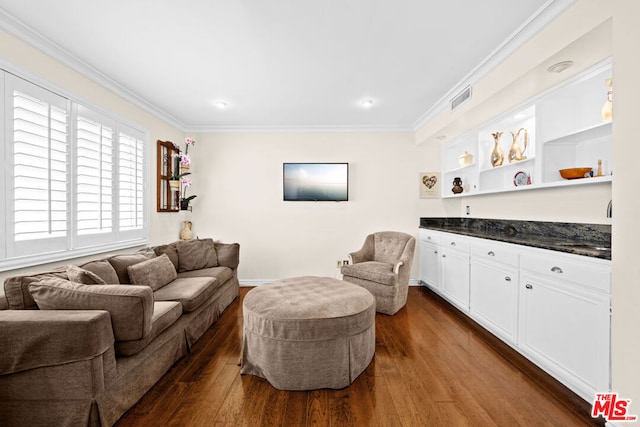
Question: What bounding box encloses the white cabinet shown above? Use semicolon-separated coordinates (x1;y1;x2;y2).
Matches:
469;240;519;344
440;235;470;311
441;59;612;197
419;236;441;291
418;228;611;402
519;251;611;399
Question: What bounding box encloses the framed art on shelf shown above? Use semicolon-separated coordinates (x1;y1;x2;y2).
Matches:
419;172;440;198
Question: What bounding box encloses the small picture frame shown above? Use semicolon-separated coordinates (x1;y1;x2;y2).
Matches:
419;172;440;198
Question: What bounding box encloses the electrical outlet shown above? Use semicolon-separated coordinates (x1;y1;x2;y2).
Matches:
343;259;350;266
466;205;471;215
336;260;342;268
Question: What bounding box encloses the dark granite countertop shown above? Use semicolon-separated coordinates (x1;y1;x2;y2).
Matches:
419;218;611;260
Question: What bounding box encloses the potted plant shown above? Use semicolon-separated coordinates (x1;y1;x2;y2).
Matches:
180;176;197;210
179;137;196;173
169;171;189;191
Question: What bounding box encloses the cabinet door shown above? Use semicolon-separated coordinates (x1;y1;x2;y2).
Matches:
470;260;518;343
441;249;469;311
519;273;610;398
420;241;440;290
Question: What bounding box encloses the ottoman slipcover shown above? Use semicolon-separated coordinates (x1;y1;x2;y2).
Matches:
240;276;375;390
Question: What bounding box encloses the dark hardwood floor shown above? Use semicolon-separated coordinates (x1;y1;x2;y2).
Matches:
117;286;602;426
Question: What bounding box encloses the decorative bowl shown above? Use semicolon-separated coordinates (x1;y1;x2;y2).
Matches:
559;167;592;179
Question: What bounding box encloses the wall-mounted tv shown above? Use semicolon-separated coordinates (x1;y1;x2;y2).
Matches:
283;163;349;201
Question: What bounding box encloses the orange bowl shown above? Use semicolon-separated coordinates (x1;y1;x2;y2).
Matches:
559;167;592;179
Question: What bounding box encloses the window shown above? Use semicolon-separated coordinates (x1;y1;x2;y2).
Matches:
1;72;149;271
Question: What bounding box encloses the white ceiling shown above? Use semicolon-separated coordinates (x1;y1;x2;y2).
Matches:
0;0;562;131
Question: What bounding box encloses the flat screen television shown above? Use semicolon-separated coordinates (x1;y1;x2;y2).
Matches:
283;163;349;201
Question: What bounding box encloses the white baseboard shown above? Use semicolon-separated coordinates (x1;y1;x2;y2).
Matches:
240;278;422;287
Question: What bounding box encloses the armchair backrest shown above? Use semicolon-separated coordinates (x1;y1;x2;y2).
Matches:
371;231;415;264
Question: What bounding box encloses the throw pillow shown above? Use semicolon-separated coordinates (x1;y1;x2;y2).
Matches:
28;277;154;342
153;243;179;270
108;253;152;284
127;254;177;291
79;260;120;284
175;238;218;272
66;265;107;285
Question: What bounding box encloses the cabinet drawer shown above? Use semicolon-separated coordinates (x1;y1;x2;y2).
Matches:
419;228;441;244
521;252;610;293
471;240;519;266
441;234;469;252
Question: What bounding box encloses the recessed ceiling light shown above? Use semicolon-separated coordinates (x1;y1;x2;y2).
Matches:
436;135;446;141
547;61;573;73
360;99;374;108
215;101;228;109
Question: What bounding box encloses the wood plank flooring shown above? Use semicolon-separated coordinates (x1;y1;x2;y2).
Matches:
116;286;603;426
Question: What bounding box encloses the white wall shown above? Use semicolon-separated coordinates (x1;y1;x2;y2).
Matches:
186;131;444;282
611;0;640;417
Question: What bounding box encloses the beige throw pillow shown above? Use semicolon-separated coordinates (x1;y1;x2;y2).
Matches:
66;265;107;285
153;244;179;270
176;238;218;272
127;254;177;291
80;260;120;284
28;278;154;342
108;253;152;284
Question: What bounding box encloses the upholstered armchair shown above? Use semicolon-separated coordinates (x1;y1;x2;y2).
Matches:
340;231;416;315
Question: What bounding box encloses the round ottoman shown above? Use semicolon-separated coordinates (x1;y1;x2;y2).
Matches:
240;276;376;390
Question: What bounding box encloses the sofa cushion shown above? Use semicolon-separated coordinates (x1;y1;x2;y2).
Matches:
176;266;233;284
176;238;218;272
66;265;107;285
80;259;120;284
115;301;183;356
3;268;69;310
153;243;179;270
28;278;154;341
341;261;397;286
108;253;152;284
153;277;217;312
127;254;177;291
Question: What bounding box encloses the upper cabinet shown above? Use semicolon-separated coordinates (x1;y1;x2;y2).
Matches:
442;60;612;198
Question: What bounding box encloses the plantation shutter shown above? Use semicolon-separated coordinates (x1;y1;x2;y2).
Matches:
1;70;148;271
118;125;146;238
75;105;115;247
5;74;70;258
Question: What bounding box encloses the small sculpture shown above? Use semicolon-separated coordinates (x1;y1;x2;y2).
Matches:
452;177;464;194
490;132;504;167
180;220;193;240
601;78;612;121
508;128;528;163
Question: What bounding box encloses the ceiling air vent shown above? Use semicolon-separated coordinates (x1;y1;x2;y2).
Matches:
451;86;472;111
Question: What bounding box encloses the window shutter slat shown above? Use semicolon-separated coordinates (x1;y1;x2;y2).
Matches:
76;114;113;235
13;90;68;242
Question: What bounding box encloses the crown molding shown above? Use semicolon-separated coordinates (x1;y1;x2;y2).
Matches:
412;0;576;131
0;8;187;131
183;124;414;134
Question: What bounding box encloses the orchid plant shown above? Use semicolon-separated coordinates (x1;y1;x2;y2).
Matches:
179;137;197;209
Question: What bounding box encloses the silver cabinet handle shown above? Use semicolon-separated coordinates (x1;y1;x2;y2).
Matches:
434;250;438;254
442;254;446;258
505;276;511;281
525;284;533;289
450;242;456;246
487;251;495;256
551;266;564;274
427;236;431;240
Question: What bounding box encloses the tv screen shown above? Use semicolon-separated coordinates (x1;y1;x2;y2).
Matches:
283;163;349;201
